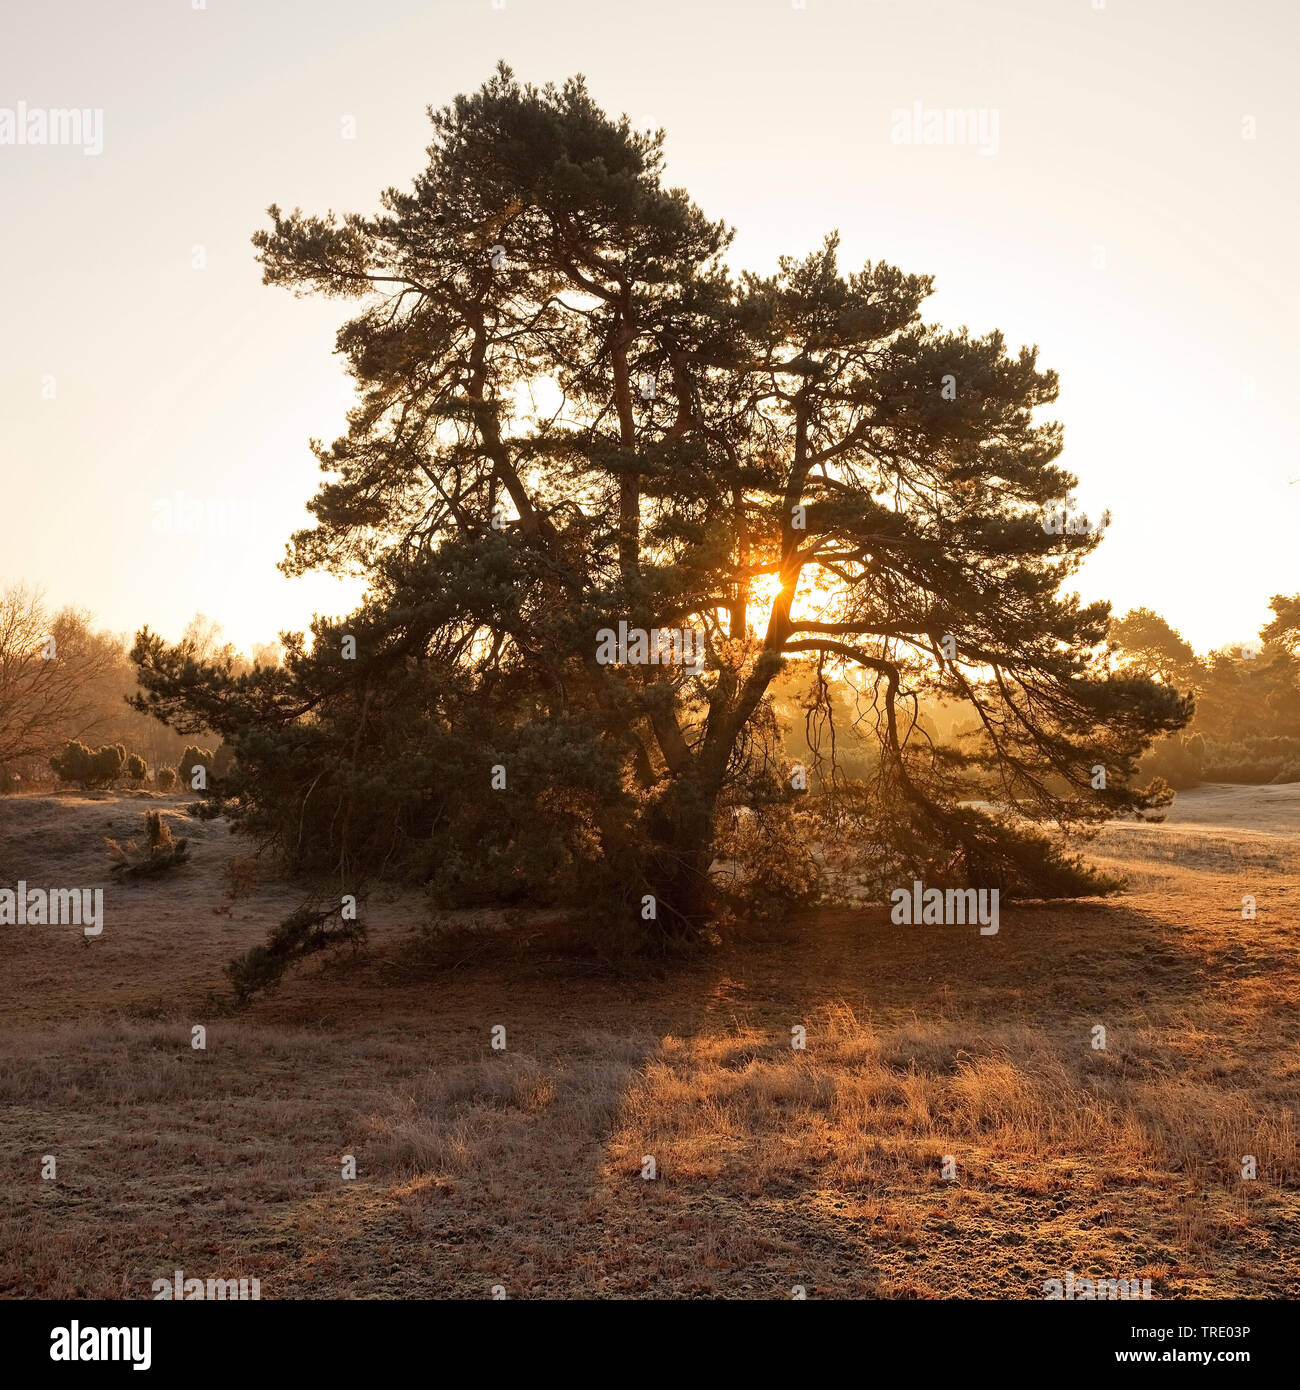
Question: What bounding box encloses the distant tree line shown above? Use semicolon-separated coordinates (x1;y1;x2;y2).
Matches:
0;583;272;794
1110;596;1300;788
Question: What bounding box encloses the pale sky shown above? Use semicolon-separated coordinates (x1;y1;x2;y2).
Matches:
2;0;1296;655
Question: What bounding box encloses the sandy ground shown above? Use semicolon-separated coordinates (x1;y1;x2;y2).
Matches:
0;785;1296;1299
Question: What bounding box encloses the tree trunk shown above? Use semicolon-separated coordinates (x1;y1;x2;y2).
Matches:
644;771;723;938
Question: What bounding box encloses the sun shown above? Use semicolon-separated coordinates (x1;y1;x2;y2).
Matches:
743;567;837;639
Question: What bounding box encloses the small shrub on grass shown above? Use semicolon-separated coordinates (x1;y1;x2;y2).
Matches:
223;855;259;899
105;810;190;879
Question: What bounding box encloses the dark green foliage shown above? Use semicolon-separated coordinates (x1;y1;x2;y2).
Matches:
225;902;365;1004
98;745;126;786
49;740;92;786
50;740;126;789
1201;735;1300;785
811;773;1125;904
712;798;820;930
178;745;214;790
1140;733;1204;790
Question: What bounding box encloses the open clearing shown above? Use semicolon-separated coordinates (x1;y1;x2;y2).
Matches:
1;785;1297;1298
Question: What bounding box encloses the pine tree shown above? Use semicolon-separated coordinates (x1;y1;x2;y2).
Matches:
132;66;1191;943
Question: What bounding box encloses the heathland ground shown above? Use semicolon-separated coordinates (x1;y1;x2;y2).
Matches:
1;784;1296;1298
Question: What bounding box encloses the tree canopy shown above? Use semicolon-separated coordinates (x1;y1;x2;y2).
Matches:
132;65;1190;954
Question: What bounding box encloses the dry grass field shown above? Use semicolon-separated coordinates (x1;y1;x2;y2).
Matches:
1;784;1297;1299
